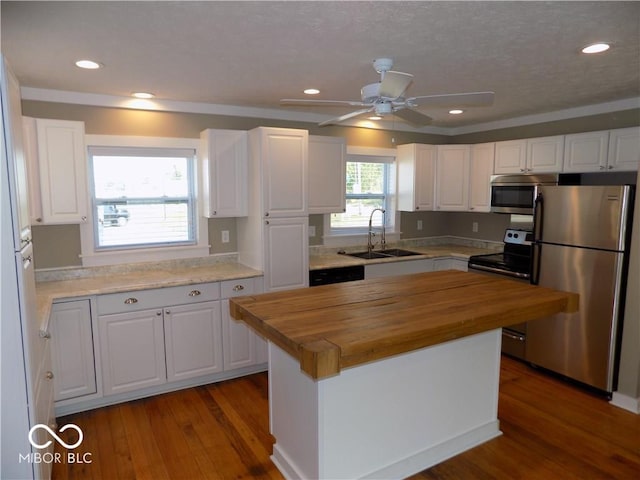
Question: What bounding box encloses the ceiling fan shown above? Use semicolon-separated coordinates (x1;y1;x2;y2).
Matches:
281;58;494;127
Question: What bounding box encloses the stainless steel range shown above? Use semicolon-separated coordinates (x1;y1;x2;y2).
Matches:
468;228;533;360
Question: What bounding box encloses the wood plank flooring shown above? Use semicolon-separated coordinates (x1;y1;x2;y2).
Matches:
52;356;640;479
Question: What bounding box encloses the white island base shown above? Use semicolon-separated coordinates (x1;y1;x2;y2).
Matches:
268;329;503;479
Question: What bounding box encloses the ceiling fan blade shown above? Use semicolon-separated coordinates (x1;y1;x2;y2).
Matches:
379;71;413;99
280;98;367;107
408;91;495;107
318;107;375;127
393;108;433;126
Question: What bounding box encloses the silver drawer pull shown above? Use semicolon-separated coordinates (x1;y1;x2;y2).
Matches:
188;290;201;297
45;371;54;380
124;297;138;305
39;330;51;339
232;285;245;292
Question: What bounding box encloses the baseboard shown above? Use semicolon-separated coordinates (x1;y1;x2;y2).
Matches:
361;420;502;479
270;421;502;480
610;392;640;414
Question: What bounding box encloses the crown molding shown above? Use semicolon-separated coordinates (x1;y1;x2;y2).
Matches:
21;87;640;137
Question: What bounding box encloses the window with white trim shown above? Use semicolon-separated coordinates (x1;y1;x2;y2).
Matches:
330;158;395;233
88;146;196;250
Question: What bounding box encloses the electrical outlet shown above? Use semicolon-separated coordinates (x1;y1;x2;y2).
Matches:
221;230;230;243
472;222;479;233
309;226;316;237
417;220;423;231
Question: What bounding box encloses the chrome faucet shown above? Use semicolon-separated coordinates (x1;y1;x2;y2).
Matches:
367;208;386;253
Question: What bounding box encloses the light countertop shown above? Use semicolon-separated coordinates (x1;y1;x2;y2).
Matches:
35;261;262;333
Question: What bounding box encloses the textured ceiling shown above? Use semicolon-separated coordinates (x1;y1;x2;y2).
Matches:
2;1;639;131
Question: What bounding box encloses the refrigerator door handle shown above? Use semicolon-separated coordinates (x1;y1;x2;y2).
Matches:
531;192;544;285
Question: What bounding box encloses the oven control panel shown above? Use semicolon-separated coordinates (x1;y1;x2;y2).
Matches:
503;229;532;245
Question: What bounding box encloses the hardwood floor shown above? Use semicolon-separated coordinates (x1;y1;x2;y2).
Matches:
52;356;640;479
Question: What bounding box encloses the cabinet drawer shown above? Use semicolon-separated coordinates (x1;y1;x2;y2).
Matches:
97;283;220;314
221;277;255;298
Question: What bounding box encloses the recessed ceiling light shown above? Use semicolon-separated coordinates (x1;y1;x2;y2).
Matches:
132;92;155;99
581;43;610;54
368;116;382;121
449;109;464;115
304;88;320;95
75;59;102;69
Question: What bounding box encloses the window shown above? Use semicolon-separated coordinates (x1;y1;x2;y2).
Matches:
88;146;196;250
330;159;394;233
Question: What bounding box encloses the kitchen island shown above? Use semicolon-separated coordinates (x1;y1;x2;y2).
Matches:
230;270;578;479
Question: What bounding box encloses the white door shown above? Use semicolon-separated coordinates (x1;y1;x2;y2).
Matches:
469;143;494;212
607;127;640;171
494;139;527;174
308;135;346;214
264;217;309;291
563;131;609;172
260;127;308;217
527;135;564;173
50;300;97;401
221;278;258;371
164;301;223;382
99;309;166;395
436;145;470;211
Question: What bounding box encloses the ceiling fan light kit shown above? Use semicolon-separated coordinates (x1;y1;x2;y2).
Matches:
281;58;494;127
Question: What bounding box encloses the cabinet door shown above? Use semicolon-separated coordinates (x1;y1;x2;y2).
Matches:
527;135;564;173
99;309;166;395
364;259;434;279
494;140;527;174
164;301;223;382
50;300;97;401
264;217;309;291
469;143;494;212
221;278;260;371
308;136;346;214
35;119;88;223
397;144;436;212
200;129;248;217
563;131;609;173
436;145;470;211
608;127;640;171
259;127;308;217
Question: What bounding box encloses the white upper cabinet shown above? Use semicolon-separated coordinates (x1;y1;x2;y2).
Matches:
308;135;346;214
494;139;526;174
469;142;495;212
396;143;436;212
200;129;248;217
24;118;88;224
607;127;640;171
563;130;609;173
527;135;564;173
249;127;308;218
495;136;563;174
436;145;470;211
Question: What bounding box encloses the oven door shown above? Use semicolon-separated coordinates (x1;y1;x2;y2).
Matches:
467;264;528;360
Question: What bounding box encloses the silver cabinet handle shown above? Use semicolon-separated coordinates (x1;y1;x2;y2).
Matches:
265;212;270;217
49;422;58;431
232;285;245;292
39;330;51;339
124;297;138;304
45;371;54;380
36;217;42;223
188;290;201;297
156;311;162;316
608;165;614;170
165;309;171;315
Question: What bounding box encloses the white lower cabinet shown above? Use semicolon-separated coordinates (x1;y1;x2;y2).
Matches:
99;308;167;396
50;299;96;401
164;301;223;382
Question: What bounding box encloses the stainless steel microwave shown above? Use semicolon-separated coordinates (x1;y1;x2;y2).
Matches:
490;174;558;214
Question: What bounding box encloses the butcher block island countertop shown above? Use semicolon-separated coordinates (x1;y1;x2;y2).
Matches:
230;270;578;380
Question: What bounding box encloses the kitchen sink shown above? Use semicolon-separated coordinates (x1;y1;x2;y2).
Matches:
345;251;393;260
344;249;422;260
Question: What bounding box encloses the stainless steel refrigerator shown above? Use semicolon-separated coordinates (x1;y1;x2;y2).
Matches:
528;184;634;393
